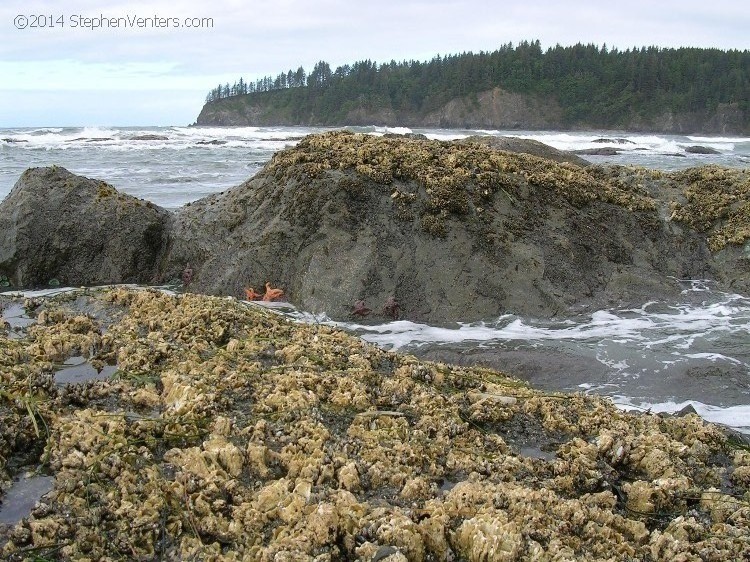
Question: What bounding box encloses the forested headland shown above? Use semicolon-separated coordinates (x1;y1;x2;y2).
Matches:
197;41;750;133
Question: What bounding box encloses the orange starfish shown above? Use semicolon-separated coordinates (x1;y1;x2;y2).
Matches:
244;287;262;300
262;282;284;302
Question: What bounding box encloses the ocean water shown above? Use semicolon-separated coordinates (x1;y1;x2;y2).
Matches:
2;125;750;208
1;125;749;433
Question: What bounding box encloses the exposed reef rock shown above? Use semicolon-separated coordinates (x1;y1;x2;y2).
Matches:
1;288;749;560
0;166;171;289
573;147;623;156
129;134;170;141
1;132;750;322
686;145;722;155
166;131;749;320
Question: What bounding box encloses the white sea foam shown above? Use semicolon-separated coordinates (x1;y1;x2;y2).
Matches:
687;135;750;144
613;398;750;435
0;125;317;153
375;126;414;136
316;285;750;354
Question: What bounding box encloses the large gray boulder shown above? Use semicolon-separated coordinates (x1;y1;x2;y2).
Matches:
163;132;733;322
0;166;171;288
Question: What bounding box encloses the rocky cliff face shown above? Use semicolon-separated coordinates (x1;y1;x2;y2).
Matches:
196;88;748;134
421;88;565;129
1;133;749;322
195;87;565;129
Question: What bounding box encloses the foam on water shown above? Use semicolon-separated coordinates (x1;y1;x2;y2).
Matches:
613;398;750;435
688;135;750;144
317;285;749;354
298;281;750;434
0;125;314;153
370;126;414;136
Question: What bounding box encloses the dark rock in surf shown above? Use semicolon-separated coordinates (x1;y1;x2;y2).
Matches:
573;147;622;156
0;166;171;289
685;145;721;155
592;137;634;144
129;134;169;141
459;135;590;167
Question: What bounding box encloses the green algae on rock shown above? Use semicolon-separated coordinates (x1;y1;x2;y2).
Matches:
1;288;749;560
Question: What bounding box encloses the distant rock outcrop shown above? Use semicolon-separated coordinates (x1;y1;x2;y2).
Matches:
458;135;590;167
573;147;622;156
1;133;749;322
129;134;169;141
685;145;721;155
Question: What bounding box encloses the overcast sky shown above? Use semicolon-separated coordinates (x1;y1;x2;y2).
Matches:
1;0;747;127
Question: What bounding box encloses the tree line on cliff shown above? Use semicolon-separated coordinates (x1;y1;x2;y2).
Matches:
204;41;749;128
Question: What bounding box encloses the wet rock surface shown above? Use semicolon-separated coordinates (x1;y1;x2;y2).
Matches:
1;132;750;322
0;166;171;289
686;145;721;155
0;288;748;560
573;147;622;156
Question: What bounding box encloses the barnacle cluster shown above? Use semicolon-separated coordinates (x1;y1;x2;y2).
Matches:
1;288;748;560
667;165;750;251
261;132;750;251
263;131;656;236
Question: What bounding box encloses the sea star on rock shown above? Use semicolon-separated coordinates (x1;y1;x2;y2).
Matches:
181;263;194;286
382;296;400;320
352;300;371;317
244;287;262;300
262;282;284;302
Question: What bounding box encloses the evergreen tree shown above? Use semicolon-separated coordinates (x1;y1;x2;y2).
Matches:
203;42;750;130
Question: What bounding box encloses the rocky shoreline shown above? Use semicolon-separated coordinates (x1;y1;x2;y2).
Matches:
1;131;749;324
196;87;749;136
1;288;749;560
1;133;750;558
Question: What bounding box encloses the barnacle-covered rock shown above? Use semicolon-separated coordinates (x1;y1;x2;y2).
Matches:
165;131;750;322
3;135;750;324
668;165;750;250
453;512;524;562
1;288;748;560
